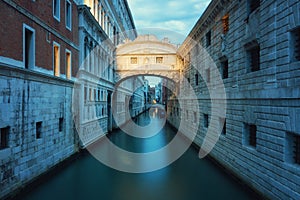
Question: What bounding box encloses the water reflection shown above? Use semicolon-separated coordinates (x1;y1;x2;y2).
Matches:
108;108;173;153
19;111;258;200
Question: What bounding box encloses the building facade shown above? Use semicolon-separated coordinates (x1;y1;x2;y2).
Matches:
74;0;138;147
0;0;79;198
168;0;300;199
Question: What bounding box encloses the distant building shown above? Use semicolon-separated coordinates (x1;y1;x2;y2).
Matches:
155;82;162;103
149;87;156;103
0;0;79;198
168;0;300;199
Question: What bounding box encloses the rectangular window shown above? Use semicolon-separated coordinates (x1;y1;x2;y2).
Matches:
59;117;64;132
293;134;300;164
101;11;105;28
93;0;97;17
286;132;300;165
291;27;300;62
156;57;163;64
66;50;71;79
84;87;87;102
243;123;257;147
246;44;260;72
248;0;260;14
98;4;101;22
206;69;210;83
0;127;9;150
221;60;228;79
195;74;199;86
89;88;92;101
204;114;209;128
53;42;60;77
220;118;226;135
131;57;137;64
53;0;60;21
222;14;229;34
36;121;42;139
23;25;35;69
206;31;211;47
194;112;197;123
65;0;72;30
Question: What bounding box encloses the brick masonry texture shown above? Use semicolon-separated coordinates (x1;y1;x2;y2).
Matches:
167;0;300;199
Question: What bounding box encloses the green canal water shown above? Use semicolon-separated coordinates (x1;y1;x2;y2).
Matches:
18;111;259;200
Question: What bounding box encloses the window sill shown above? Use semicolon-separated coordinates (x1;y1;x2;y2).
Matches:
285;162;300;171
243;145;256;151
66;26;72;31
53;16;60;22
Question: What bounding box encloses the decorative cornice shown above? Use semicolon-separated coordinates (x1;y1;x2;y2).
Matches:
180;0;233;52
78;5;114;48
0;63;75;87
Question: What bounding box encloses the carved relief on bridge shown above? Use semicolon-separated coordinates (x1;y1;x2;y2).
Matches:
116;35;182;82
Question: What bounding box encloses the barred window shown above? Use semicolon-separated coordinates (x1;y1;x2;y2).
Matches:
286;132;300;165
294;135;300;164
292;27;300;61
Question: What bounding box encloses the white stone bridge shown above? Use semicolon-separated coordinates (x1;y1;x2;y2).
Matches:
116;35;182;83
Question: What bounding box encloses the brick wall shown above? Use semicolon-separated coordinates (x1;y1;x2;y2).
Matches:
0;0;79;76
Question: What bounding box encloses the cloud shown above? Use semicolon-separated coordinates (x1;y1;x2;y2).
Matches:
127;0;211;43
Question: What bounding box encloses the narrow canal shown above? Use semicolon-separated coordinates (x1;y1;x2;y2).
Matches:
18;110;259;200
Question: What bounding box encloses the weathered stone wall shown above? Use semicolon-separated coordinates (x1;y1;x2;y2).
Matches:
0;66;78;198
168;0;300;199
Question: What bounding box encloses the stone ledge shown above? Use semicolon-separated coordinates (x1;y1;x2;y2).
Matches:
0;64;75;87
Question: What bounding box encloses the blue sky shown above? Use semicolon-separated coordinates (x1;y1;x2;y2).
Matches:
127;0;211;44
126;0;211;86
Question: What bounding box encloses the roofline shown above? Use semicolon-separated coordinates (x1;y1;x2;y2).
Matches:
124;0;136;31
179;0;231;53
